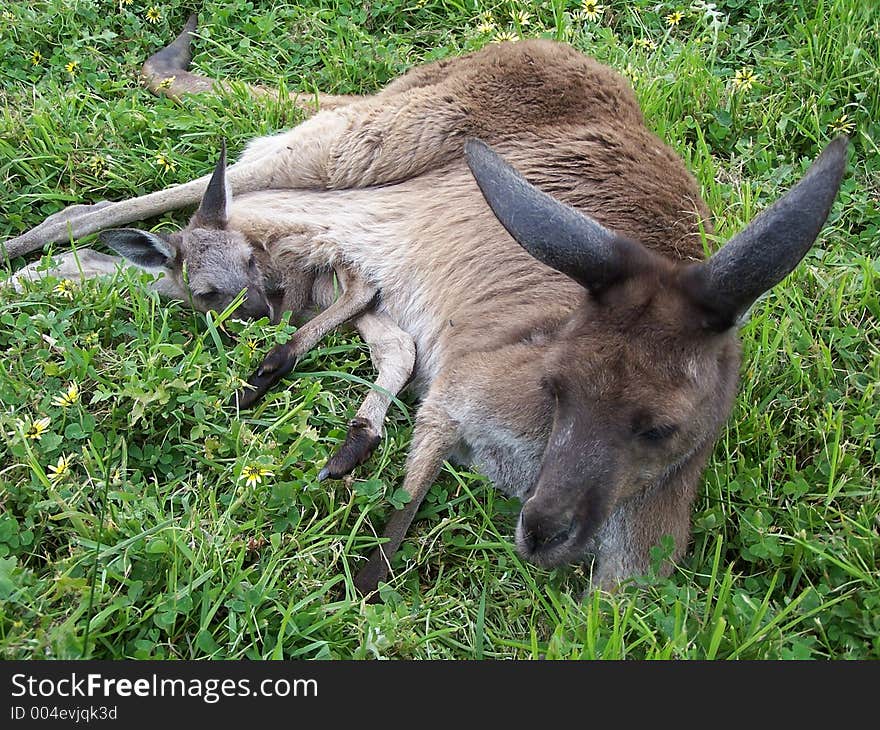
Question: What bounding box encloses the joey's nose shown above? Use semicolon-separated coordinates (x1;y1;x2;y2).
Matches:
519;503;573;553
244;288;271;320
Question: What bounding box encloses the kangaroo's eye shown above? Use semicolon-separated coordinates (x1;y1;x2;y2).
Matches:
247;255;257;270
539;375;560;397
639;423;679;442
198;288;220;300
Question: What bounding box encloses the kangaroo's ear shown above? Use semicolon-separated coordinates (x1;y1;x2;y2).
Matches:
99;228;175;269
682;136;849;330
192;140;230;229
465;138;655;295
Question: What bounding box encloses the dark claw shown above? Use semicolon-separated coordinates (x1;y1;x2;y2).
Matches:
230;345;297;409
353;547;390;602
318;417;381;481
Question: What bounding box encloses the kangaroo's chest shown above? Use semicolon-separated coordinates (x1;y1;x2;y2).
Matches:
441;359;554;499
454;422;546;499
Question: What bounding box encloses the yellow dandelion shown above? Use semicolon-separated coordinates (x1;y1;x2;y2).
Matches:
241;464;274;488
88;155;107;176
245;339;259;355
65;60;78;74
84;331;99;346
119;0;133;6
145;6;162;24
666;11;685;26
830;113;855;135
512;9;531;27
53;279;76;299
48;454;73;483
582;0;605;22
732;67;758;92
475;14;496;34
623;64;639;83
25;417;52;441
633;37;657;51
155;152;175;172
493;29;519;43
31;49;43;66
51;382;80;408
158;76;174;89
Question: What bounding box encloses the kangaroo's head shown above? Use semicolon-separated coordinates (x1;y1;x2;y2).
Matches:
99;144;272;320
466;136;848;571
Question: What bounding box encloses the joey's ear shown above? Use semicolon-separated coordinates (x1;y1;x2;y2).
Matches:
683;136;849;330
465;138;654;295
99;228;175;269
192;140;230;229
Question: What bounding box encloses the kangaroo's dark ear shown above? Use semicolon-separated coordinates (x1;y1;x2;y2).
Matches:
192;140;230;229
465;138;654;295
683;136;849;330
99;228;175;269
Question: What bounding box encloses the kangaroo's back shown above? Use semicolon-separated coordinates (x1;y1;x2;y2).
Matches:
228;39;713;387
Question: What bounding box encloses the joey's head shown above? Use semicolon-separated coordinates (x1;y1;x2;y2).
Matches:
466;136;848;570
99;144;272;320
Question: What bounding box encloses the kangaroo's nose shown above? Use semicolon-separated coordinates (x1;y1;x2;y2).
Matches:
519;503;572;553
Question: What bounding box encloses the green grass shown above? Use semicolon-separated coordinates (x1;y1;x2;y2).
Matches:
0;0;878;659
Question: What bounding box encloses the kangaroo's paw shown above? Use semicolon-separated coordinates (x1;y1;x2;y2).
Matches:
42;201;113;228
318;417;381;481
353;547;391;603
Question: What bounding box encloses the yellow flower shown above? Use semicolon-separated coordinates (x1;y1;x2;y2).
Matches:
31;49;43;66
732;67;757;92
119;0;133;6
158;76;174;89
633;37;657;51
53;279;76;299
65;60;78;74
493;29;519;43
666;11;685;26
155;152;175;172
241;464;274;488
84;331;99;346
51;382;80;408
145;6;161;24
623;64;639;83
830;113;855;135
25;417;52;441
53;279;75;299
475;14;496;34
512;9;531;27
48;454;73;483
582;0;605;22
88;155;107;176
245;339;259;355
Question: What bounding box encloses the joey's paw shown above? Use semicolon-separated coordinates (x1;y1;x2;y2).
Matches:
230;345;297;409
317;417;381;481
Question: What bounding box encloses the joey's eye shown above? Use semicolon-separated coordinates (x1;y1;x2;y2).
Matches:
639;423;679;442
247;255;257;270
199;288;220;300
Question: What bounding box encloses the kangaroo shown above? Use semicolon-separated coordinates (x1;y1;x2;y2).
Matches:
4;18;848;598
